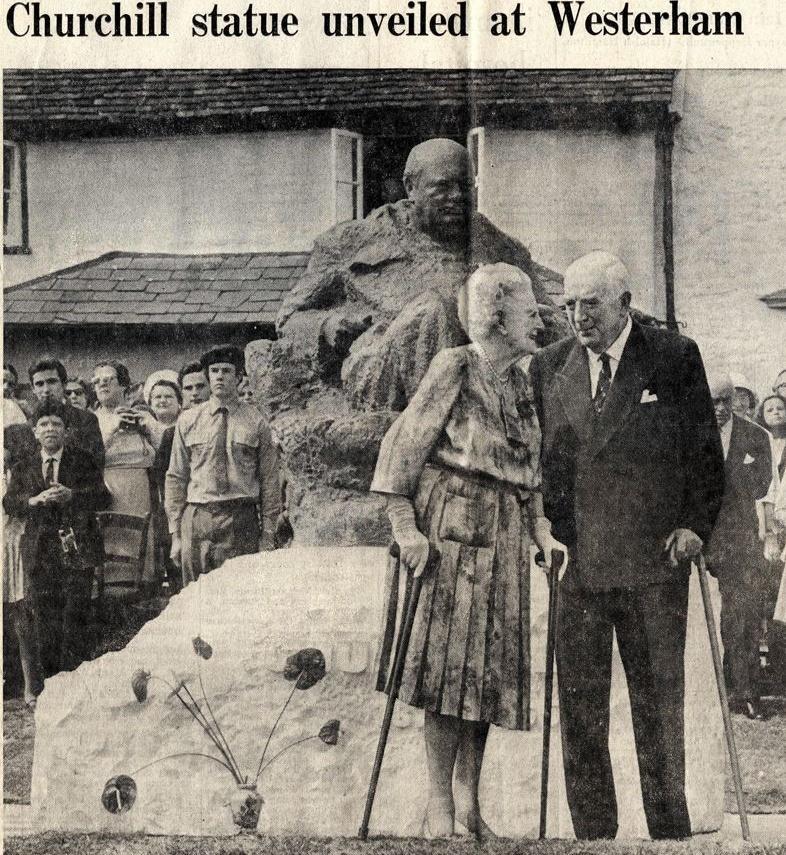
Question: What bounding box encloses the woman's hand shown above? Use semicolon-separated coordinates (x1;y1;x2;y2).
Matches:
387;493;431;577
398;529;431;577
531;516;568;580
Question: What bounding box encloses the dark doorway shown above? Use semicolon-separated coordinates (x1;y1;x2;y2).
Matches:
362;132;466;215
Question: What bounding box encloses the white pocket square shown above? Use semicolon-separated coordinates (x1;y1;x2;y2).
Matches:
640;390;658;404
744;453;755;465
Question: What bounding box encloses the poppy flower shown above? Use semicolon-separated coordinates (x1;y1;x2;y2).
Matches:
131;670;151;703
283;648;326;690
318;719;341;746
101;775;137;814
192;636;213;660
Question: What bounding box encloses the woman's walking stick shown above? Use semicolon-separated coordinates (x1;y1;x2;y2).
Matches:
539;549;565;839
358;543;439;841
696;553;750;841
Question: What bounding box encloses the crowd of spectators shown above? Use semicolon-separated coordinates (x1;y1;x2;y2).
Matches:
2;349;287;709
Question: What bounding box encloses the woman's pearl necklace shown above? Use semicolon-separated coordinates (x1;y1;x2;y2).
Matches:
474;342;510;387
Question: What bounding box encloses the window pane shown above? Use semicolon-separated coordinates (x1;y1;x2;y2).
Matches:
3;143;15;237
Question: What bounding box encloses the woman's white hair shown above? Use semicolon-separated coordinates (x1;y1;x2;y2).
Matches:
458;263;533;342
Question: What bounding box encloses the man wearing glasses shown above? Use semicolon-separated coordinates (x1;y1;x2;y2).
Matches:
773;370;786;397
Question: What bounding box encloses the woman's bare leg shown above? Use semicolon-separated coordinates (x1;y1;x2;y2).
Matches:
423;710;460;837
454;720;497;839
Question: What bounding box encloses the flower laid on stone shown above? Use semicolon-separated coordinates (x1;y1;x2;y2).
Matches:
192;636;213;660
101;775;137;814
283;647;326;690
131;670;150;703
108;643;340;830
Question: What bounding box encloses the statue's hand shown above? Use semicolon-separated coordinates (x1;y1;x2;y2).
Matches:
321;314;373;358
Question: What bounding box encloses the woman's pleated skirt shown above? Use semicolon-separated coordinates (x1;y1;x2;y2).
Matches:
376;465;532;731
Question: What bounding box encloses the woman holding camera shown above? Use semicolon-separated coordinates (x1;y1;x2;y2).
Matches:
94;361;157;587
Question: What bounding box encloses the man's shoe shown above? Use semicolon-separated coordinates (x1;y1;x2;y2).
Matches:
743;699;764;720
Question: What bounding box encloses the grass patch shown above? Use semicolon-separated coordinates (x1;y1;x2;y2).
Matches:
3;835;786;855
725;699;786;814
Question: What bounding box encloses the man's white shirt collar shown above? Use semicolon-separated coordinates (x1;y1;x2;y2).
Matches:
40;447;64;464
719;417;733;460
208;396;240;415
586;315;633;395
40;446;64;482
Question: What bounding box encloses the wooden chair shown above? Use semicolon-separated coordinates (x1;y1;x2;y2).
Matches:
96;511;152;600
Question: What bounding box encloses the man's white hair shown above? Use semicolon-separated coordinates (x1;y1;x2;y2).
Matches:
458;263;532;342
564;250;630;299
706;369;734;400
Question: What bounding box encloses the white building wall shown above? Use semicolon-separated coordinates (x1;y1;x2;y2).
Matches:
4;129;335;287
478;127;660;315
673;70;786;397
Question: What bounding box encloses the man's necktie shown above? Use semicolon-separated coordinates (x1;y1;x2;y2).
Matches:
44;458;55;487
214;407;229;495
593;352;612;414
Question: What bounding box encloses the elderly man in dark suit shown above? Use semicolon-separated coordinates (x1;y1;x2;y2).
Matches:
3;400;111;676
530;251;725;840
705;372;772;719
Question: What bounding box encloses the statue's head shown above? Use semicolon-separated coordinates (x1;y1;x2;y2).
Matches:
403;138;472;242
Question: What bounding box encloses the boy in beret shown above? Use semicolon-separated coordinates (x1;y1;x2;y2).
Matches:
165;345;282;584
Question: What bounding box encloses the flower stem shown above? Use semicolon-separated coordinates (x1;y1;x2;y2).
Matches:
196;668;243;783
257;736;318;778
253;670;303;784
131;752;235;778
151;676;240;784
178;683;243;784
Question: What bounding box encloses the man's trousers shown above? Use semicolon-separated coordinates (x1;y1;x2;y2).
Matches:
557;578;691;840
30;537;94;677
180;501;260;585
717;577;761;703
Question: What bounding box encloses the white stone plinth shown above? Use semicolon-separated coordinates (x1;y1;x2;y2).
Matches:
31;547;724;838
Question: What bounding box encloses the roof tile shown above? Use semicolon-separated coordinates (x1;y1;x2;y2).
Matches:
4;70;676;133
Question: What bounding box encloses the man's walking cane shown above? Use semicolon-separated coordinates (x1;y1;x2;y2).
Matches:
696;552;750;841
539;549;565;840
358;542;439;841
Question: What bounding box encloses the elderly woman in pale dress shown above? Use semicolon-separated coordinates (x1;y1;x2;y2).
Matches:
371;262;566;838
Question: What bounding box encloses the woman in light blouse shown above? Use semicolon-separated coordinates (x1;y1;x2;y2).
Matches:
371;263;565;838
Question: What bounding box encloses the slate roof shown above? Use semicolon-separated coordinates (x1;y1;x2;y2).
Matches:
4;70;676;135
5;249;566;327
3;251;309;326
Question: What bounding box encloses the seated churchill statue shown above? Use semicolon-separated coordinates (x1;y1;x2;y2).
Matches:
275;138;567;412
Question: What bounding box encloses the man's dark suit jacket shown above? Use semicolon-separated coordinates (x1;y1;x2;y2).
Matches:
3;446;111;572
530;321;725;590
62;403;105;470
706;415;771;580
